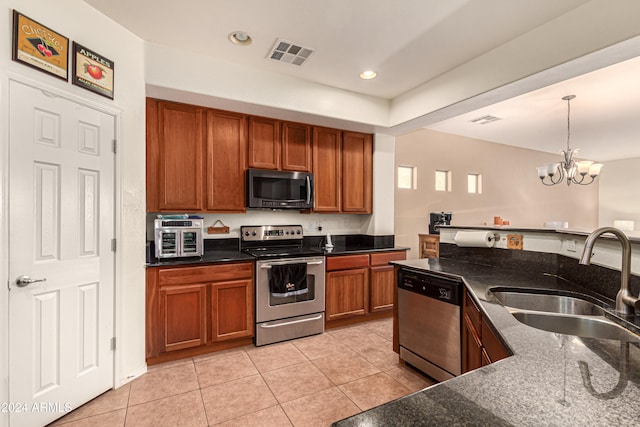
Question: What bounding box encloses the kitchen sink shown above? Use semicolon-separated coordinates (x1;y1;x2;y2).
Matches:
489;288;640;342
510;311;640;342
490;289;606;316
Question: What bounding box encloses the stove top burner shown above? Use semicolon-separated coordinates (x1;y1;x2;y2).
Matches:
239;225;324;259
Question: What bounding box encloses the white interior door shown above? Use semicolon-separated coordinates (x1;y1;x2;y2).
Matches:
8;80;115;427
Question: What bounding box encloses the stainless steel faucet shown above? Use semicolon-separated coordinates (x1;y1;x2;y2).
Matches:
579;227;639;316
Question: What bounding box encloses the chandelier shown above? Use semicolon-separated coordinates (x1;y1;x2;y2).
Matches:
536;95;603;186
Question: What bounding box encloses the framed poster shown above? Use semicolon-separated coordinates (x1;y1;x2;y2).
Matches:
72;42;115;99
12;10;69;80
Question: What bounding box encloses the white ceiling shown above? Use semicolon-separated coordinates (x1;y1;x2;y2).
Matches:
85;0;640;161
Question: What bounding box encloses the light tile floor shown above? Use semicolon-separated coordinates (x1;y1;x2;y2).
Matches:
50;318;436;427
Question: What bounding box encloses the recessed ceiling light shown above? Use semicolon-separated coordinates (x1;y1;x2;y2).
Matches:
359;70;377;80
228;31;252;46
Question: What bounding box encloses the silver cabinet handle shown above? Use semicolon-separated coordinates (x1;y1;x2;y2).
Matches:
15;275;47;287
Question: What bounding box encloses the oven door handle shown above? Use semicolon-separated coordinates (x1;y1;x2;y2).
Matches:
260;260;324;269
259;314;323;328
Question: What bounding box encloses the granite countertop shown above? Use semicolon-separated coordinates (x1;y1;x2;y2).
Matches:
145;245;409;267
333;258;640;426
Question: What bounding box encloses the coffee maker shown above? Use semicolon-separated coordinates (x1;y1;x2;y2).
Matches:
429;212;452;234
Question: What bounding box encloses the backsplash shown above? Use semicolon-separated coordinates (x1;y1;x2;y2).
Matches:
439;243;640;301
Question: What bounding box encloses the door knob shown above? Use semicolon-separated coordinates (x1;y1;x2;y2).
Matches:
15;275;47;287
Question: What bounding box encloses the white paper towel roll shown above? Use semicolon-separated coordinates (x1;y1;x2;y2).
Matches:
454;231;495;248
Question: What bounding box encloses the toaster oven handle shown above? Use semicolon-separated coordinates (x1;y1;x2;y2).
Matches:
306;175;311;205
260;260;324;269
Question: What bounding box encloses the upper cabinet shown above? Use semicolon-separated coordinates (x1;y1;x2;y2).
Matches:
146;99;205;212
342;131;373;213
147;98;371;214
313;127;372;214
147;98;247;213
206;110;247;212
248;117;312;172
312;127;341;212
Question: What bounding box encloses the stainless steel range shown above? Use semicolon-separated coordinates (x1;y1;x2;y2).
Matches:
241;225;325;346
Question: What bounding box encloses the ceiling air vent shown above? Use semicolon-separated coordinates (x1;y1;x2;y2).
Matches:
470;115;502;125
268;39;314;66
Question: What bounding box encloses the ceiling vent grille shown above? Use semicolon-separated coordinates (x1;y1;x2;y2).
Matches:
470;115;502;125
268;39;314;66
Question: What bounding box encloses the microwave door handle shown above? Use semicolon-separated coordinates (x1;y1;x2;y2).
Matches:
306;176;311;205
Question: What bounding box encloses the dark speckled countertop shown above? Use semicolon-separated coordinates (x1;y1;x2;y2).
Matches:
333;258;640;426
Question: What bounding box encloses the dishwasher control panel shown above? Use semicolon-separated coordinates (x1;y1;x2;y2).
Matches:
398;270;461;305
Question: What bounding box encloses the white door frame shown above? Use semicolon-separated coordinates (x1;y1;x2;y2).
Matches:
0;73;123;426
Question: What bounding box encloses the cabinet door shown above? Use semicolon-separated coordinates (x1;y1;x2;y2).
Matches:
211;279;254;341
342;132;372;213
462;314;483;373
326;268;368;320
282;122;312;171
155;100;205;211
312;127;341;212
248;116;280;170
160;284;207;352
481;321;509;364
206;110;247;212
369;265;395;312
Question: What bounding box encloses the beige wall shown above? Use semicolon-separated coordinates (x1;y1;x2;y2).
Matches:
395;129;599;258
599;157;640;231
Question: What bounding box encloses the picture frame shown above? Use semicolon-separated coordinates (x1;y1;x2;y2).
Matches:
72;42;115;99
12;10;69;81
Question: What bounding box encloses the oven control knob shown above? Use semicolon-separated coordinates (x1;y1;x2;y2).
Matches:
296;230;301;235
244;231;250;236
252;231;257;236
285;231;290;235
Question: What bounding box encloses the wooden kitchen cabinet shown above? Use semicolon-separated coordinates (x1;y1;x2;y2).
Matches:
146;261;254;364
248;116;281;170
326;251;407;327
342;131;373;213
211;279;254;341
312;127;373;213
160;283;207;352
206;109;247;212
248;118;312;172
313;127;342;212
282;121;312;171
147;99;247;213
369;252;407;313
326;268;369;321
146;99;205;211
462;288;509;373
418;234;440;258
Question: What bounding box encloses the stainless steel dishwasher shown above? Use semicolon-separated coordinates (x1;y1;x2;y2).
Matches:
398;268;462;382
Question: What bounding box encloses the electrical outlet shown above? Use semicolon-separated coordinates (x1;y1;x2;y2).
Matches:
344;218;351;228
566;239;576;252
308;222;316;231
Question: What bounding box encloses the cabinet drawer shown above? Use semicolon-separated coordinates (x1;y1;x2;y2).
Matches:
158;262;253;286
370;251;406;266
326;254;370;271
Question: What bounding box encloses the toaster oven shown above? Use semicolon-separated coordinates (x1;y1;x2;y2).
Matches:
154;218;204;259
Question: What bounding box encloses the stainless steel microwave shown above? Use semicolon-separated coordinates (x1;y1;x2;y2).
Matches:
246;169;314;209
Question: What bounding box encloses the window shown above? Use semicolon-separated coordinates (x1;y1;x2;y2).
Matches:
468;173;482;194
397;165;416;189
435;170;451;192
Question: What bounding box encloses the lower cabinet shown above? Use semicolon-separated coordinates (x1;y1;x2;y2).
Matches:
462;288;509;373
146;262;254;363
325;251;406;326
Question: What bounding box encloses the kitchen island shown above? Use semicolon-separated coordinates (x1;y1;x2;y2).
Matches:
333;257;640;426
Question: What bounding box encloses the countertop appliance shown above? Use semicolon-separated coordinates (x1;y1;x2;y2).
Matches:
241;225;325;346
429;211;453;234
397;267;462;382
246;168;314;210
154;218;203;259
